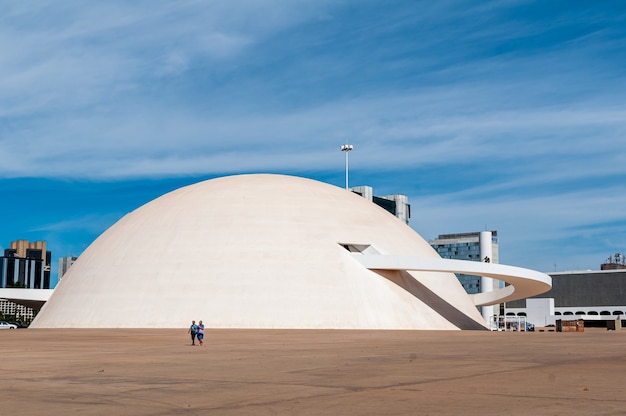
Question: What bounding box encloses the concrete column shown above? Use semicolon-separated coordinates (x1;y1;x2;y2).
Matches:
480;231;494;325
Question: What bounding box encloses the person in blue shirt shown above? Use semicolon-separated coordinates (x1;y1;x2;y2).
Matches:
197;320;205;346
187;320;199;345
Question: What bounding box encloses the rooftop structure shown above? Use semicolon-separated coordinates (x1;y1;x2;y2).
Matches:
601;253;626;270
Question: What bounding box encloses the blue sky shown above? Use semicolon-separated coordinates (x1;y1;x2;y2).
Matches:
1;1;625;285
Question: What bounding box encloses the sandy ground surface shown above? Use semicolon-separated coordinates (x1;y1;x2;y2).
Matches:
1;328;625;415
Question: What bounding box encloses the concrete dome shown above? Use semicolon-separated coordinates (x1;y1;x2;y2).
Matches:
32;174;486;329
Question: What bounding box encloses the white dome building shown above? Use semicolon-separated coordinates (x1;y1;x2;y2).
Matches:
32;174;550;329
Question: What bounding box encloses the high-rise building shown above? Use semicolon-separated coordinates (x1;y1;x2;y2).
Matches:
351;186;411;224
0;240;52;289
58;256;78;281
0;240;52;325
429;231;499;294
429;231;502;324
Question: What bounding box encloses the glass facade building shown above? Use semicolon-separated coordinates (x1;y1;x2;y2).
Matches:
429;232;499;295
0;240;51;289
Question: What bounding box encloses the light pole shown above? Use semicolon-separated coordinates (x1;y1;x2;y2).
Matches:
340;144;353;189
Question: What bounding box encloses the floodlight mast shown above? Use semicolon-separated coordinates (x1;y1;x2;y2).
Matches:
340;144;353;189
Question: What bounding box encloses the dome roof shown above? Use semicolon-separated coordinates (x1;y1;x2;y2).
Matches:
32;174;485;329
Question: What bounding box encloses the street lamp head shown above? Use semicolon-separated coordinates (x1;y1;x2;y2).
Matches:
340;143;353;189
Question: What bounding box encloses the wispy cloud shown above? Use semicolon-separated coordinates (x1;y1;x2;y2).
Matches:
414;184;626;272
1;0;625;271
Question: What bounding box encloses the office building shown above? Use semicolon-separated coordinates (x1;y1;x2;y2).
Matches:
58;256;78;281
351;186;410;224
429;231;499;294
429;231;502;325
506;262;626;328
1;240;51;289
0;240;51;325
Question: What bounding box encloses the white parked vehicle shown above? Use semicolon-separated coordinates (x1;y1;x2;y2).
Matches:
0;321;18;329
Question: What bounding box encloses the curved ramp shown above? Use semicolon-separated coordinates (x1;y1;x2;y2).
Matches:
352;254;551;306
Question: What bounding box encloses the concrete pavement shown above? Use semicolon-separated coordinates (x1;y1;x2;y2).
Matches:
1;329;624;415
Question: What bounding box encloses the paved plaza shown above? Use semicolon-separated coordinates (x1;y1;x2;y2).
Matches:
1;328;624;415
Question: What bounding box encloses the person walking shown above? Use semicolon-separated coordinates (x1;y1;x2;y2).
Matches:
188;320;198;345
197;320;205;346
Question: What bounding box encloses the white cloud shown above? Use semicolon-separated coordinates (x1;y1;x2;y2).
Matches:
0;0;336;118
412;184;626;272
1;83;626;181
31;213;122;235
1;0;625;272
